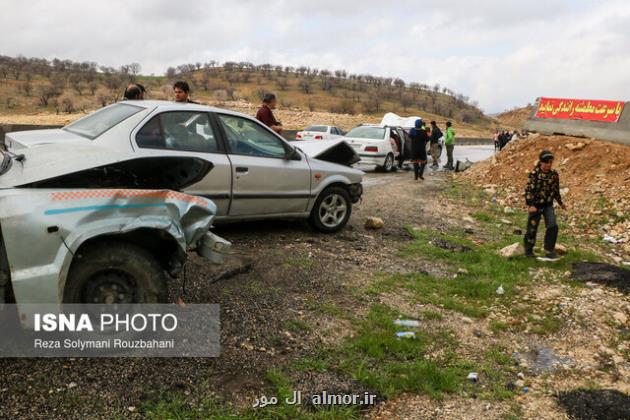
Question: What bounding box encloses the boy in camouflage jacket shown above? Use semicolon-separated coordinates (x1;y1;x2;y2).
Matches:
524;150;566;259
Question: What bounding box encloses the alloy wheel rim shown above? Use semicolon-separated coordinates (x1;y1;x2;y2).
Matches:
384;155;393;170
318;194;347;228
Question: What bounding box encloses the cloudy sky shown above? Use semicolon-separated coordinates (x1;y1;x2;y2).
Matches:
2;0;629;112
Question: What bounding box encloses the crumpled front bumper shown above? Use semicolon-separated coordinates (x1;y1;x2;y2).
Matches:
0;188;230;304
348;183;363;203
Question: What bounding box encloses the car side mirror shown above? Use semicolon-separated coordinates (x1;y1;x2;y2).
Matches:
285;146;301;161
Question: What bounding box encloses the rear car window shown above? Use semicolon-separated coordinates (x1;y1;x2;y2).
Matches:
345;126;386;140
136;111;220;153
304;126;327;132
63;103;143;139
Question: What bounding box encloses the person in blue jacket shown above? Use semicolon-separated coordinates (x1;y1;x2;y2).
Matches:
408;119;428;180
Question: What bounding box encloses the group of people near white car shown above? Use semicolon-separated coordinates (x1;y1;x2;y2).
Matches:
398;119;456;180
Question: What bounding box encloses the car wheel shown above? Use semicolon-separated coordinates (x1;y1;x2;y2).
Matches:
63;241;168;304
381;153;394;172
309;186;352;233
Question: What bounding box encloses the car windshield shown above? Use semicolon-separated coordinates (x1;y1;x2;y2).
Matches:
304;125;327;132
345;126;386;139
63;103;144;139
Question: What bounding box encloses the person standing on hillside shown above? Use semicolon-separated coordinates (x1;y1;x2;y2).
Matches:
123;83;145;100
443;121;456;170
429;121;443;168
409;119;428;180
256;93;283;134
493;130;500;151
523;150;566;260
173;81;199;103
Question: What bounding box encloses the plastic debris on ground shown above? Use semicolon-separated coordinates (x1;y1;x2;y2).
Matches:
393;319;421;328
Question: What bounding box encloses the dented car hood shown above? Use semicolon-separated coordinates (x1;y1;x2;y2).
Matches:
295;139;360;166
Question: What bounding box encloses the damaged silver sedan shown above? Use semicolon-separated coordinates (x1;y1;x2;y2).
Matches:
0;145;230;305
6;101;364;232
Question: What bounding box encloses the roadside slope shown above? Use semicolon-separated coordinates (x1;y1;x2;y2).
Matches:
461;134;630;261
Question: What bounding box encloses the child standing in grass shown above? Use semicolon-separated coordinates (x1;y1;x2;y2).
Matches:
523;150;566;260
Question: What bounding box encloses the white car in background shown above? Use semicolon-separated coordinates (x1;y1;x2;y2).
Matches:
343;124;411;172
296;125;344;140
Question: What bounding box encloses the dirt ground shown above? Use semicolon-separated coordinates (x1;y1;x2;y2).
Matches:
0;156;628;419
494;106;534;130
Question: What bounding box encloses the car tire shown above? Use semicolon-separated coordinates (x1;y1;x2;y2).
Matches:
63;241;168;304
379;153;394;172
309;186;352;233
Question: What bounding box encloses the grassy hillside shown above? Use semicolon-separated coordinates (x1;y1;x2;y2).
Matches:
0;55;495;134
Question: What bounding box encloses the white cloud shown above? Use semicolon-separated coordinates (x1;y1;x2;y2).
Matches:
1;0;629;112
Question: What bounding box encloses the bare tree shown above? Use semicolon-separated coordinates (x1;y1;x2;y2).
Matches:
400;93;413;111
51;75;66;95
88;81;98;96
213;89;228;103
332;100;355;115
298;78;311;94
320;78;333;92
276;77;288;91
96;88;112;107
129;63;141;78
20;81;33;97
363;93;381;114
38;84;58;106
201;72;210;91
59;94;75;113
103;75;121;94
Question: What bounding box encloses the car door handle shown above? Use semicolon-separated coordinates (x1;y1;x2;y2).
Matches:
235;167;249;174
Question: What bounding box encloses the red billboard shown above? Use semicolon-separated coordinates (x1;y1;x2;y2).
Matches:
535;97;625;122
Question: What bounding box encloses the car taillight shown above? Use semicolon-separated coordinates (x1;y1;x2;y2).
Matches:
315;135;323;140
296;133;302;139
365;146;378;152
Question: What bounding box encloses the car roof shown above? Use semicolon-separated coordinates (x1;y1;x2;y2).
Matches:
355;124;400;129
121;100;253;118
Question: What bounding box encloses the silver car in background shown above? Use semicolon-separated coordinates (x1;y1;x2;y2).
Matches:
6;101;364;233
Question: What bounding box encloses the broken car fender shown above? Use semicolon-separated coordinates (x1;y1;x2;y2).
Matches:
0;188;229;305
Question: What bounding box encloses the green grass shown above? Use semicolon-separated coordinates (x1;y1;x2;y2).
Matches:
291;355;330;373
339;304;465;399
529;315;563;335
283;319;311;333
391;215;599;319
244;281;265;296
472;211;493;223
282;255;315;270
305;298;344;317
490;320;510;333
422;310;444;321
142;370;360;419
